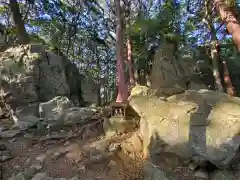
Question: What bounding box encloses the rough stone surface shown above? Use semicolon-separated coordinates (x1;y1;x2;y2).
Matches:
31;173;71;180
0;44;84;118
15;103;40;119
52;107;97;124
36;154;47;162
0;106;3;117
150;42;209;96
0;129;21;138
8;167;37;180
38;96;73;118
129;86;240;168
38;105;98;130
211;170;234;180
188;161;199;171
14;115;42;130
193;169;209;179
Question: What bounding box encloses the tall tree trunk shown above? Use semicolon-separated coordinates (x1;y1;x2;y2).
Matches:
210;0;235;95
214;0;240;51
204;0;224;91
125;0;135;87
222;59;235;96
105;54;109;103
127;38;135;86
210;41;224;91
9;0;30;44
96;53;101;106
115;0;128;103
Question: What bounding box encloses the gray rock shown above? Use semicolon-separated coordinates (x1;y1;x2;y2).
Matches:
7;172;26;180
1;154;13;161
0;44;85;121
31;173;68;180
52;107;97;125
0;126;8;133
24;133;34;139
31;173;49;180
211;170;234;180
14;165;21;169
68;177;79;180
52;152;61;159
150;42;207;96
25;158;31;165
8;167;36;180
188;161;199;171
0;107;3;117
30;163;42;170
39;96;72;118
194;168;209;179
89;154;104;163
23;168;37;179
0;130;21;138
14;115;41;130
15;103;39;119
36;154;47;162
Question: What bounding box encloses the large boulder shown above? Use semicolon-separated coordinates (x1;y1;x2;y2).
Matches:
0;44;84;117
150;41;210;95
129;86;240;168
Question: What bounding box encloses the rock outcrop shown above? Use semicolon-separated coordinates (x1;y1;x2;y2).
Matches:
150;41;212;95
0;44;85;117
129;85;240;168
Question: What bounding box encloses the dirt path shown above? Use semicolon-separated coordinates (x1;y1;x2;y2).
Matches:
0;121;144;180
0;119;229;180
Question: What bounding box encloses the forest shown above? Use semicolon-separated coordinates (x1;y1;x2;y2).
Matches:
1;0;240;104
1;0;240;180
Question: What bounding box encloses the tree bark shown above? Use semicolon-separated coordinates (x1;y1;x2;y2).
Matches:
115;0;128;103
210;0;235;95
127;38;135;86
204;0;224;91
210;41;224;92
96;48;101;106
125;0;135;87
222;59;235;96
214;0;240;51
9;0;30;44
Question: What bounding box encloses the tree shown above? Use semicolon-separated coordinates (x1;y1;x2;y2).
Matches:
115;0;128;103
125;0;135;86
214;0;240;51
203;0;224;92
9;0;30;44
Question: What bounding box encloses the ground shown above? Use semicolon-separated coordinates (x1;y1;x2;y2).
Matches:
0;117;223;180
